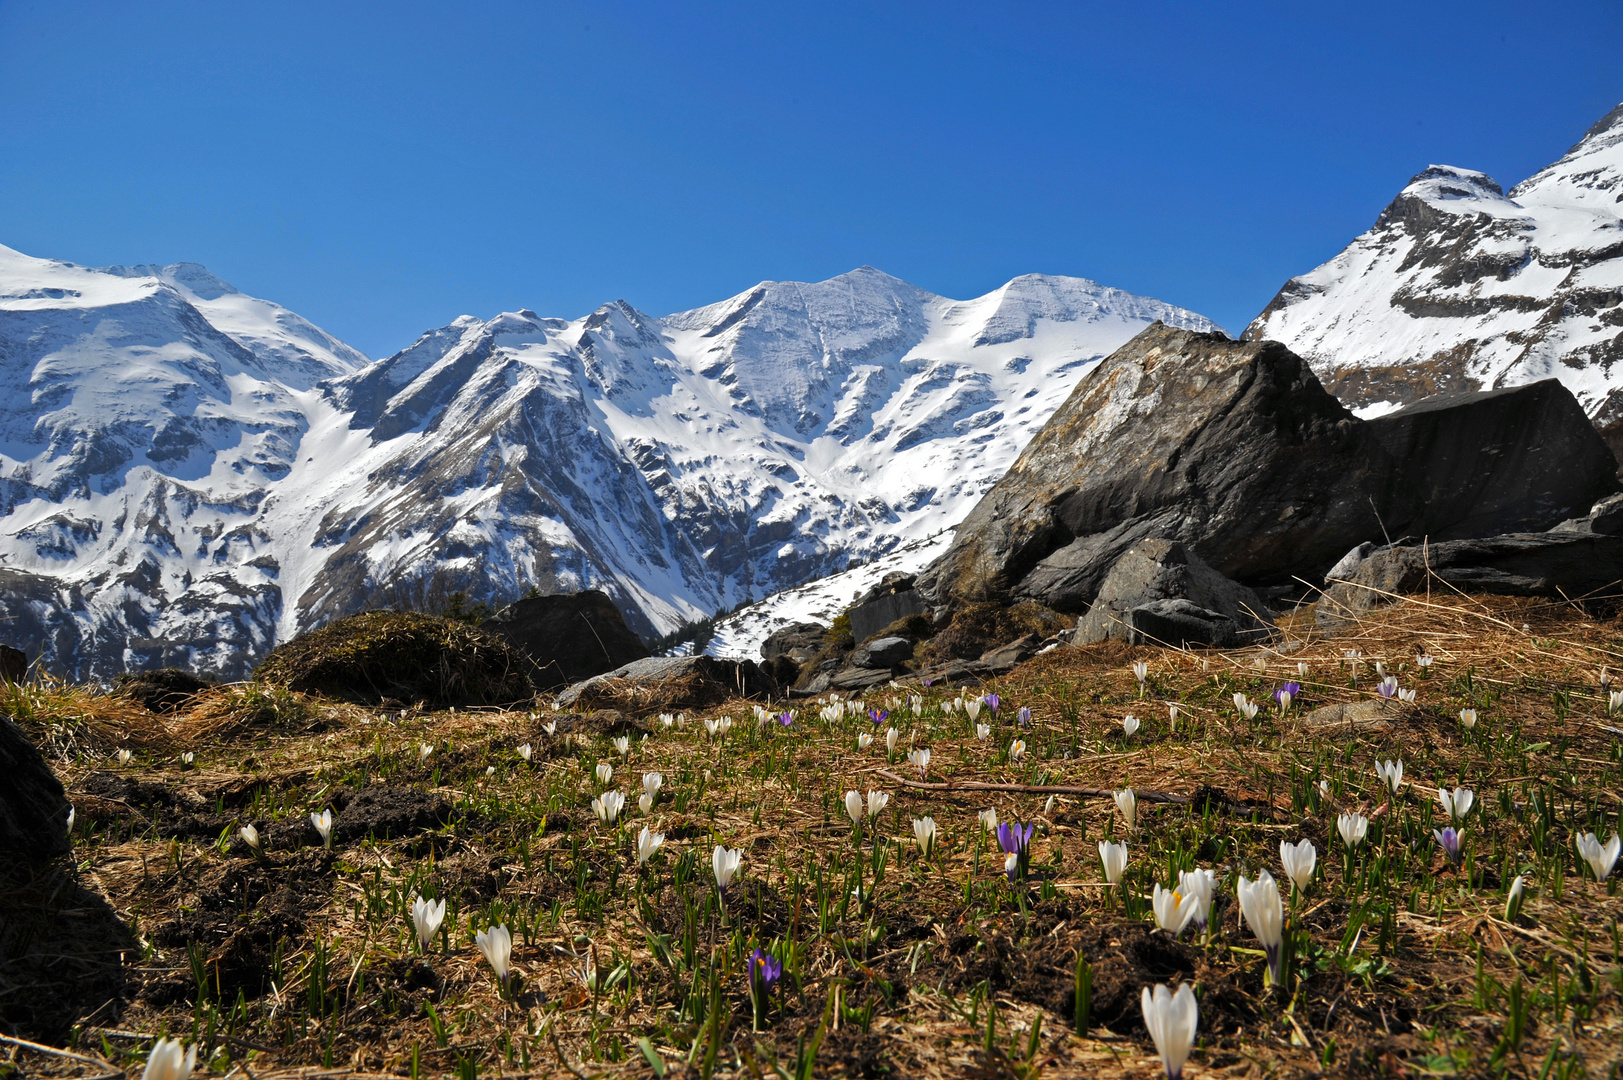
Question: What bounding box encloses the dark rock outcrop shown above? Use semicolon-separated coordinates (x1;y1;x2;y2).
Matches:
1552;493;1623;536
0;644;25;684
850;636;913;669
761;622;827;663
115;668;213;713
1367;381;1617;540
482;590;649;690
0;717;72;864
1075;539;1275;648
917;324;1408;612
849;578;929;642
1317;533;1623;629
555;655;776;711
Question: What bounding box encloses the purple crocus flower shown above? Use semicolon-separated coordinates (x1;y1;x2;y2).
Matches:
1017;706;1032;728
749;948;782;992
868;708;888;726
996;821;1035;882
1377;676;1399;699
923;679;933;687
777;712;793;727
1271;682;1301;705
985;693;1001;714
1434;826;1464;867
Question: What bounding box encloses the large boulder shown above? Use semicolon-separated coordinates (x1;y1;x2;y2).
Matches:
255;611;534;706
761;623;827;663
555;655;777;712
1;644;25;684
115;668;213;713
0;717;72;865
1317;533;1623;629
1075;539;1276;648
917;324;1408;612
482;590;649;689
1367;381;1617;540
848;575;930;642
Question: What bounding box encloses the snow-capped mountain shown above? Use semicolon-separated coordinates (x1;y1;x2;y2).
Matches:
0;245;1216;681
1247;102;1623;448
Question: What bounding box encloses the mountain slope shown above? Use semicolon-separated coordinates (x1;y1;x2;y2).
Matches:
0;249;1217;680
1246;102;1623;449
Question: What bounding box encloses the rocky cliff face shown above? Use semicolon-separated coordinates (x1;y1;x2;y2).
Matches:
0;246;1216;680
1247;102;1623;452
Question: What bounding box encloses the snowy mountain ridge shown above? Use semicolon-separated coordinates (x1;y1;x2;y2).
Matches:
1247;101;1623;440
0;246;1217;680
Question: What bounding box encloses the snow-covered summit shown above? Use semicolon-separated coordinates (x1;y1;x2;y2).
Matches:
0;250;1216;681
1247;102;1623;438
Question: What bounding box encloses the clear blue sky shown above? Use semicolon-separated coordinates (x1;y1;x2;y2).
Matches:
2;1;1618;357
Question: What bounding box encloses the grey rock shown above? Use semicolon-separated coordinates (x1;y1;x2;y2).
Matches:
1301;699;1398;733
830;665;897;691
1075;539;1275;648
762;622;826;662
917;324;1407;613
851;636;914;669
0;717;72;865
1552;493;1623;536
1366;380;1617;539
849;588;929;643
911;658;995;688
555;655;775;708
1325;542;1378;583
483;590;649;690
1318;532;1623;629
979;633;1037;671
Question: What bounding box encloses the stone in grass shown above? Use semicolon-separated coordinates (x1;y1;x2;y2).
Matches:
0;716;72;864
1075;539;1275;649
850;636;914;669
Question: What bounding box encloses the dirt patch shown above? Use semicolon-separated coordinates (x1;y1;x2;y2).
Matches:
915;601;1066;665
254;610;534;707
332;785;452;842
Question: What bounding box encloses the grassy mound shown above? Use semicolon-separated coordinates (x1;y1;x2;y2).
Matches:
254;610;533;706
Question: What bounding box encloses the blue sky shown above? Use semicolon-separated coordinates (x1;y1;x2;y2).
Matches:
1;1;1619;357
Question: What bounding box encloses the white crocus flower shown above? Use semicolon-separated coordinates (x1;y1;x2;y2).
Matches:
142;1036;197;1080
1505;875;1526;921
705;717;723;739
543;720;557;736
1098;841;1128;884
857;732;873;750
66;806;75;835
907;748;931;777
238;824;260;851
1009;739;1027;762
1236;870;1285;983
1132;660;1149;684
311;809;333;849
1178;868;1215;930
1151;881;1199;937
866;789;889;819
1234;695;1258;721
1123;714;1140;737
976;723;991;741
115;748;132;765
712;845;743;889
1611;690;1623;716
979;808;998;833
1374;758;1404;795
181;751;195;767
1044;795;1056;816
476;924;512;984
1337;811;1369;849
845;790;865;826
913;816;937;857
420;742;434;760
636;826;665;865
1297;661;1310;678
613;736;630;757
410;895;445;951
1575;832;1622;882
659;712;675;727
1167;704;1178;730
910;695;923;716
638;793;654;815
591;791;625;826
1114;788;1137;831
642;772;662;799
517;743;533;762
595;762;613;786
886;727;899;756
1437;786;1474;822
1141;982;1199;1080
1459;708;1477;729
965;698;983;722
1279;839;1316;894
1396;687;1416;703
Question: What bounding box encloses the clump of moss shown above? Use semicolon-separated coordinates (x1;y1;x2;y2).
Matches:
255;611;533;707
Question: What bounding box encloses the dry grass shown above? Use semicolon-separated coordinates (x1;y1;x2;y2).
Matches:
7;590;1623;1079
